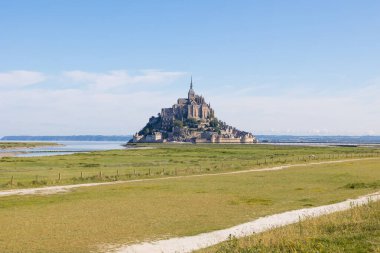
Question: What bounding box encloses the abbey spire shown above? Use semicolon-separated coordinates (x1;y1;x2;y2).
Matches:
188;76;195;100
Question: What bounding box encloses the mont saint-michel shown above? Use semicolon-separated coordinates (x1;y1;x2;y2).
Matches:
132;78;256;144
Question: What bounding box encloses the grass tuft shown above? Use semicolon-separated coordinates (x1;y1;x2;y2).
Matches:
343;181;380;189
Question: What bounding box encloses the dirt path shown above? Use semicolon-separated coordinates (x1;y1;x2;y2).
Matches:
0;157;378;197
110;191;380;253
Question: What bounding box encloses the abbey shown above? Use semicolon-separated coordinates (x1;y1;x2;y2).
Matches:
132;78;256;144
160;77;215;130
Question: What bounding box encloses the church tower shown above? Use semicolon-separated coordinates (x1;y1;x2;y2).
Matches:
188;76;195;100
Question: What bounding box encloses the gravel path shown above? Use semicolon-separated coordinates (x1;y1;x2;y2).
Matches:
0;157;377;197
111;191;380;253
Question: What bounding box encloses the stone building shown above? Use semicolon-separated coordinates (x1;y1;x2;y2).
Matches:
160;77;214;130
133;132;163;143
131;77;257;144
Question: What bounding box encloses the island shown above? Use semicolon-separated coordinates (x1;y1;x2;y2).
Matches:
131;78;257;144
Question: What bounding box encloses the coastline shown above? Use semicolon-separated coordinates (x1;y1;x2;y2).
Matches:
0;142;62;158
0;152;20;158
0;142;61;150
1;141;129;158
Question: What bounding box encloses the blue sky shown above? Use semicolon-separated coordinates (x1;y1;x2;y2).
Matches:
1;1;380;135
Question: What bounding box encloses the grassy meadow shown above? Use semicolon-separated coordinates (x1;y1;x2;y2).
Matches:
198;199;380;253
0;156;379;252
0;143;379;189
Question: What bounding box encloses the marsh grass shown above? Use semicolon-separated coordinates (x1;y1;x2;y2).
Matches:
0;158;379;252
343;181;380;189
200;200;380;253
0;142;58;149
1;144;379;189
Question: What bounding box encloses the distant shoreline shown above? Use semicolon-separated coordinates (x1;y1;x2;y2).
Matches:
0;142;60;150
0;135;132;142
2;135;380;144
0;152;20;158
0;142;61;158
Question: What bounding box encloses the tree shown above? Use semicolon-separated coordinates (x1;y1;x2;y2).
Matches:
209;118;219;128
173;120;183;128
139;123;153;135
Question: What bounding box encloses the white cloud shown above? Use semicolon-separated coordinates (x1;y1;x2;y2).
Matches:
0;71;46;89
63;70;186;91
211;84;380;135
0;88;175;135
0;69;185;135
0;69;379;136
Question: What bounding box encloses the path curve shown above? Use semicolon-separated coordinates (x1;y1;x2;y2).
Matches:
110;191;380;253
0;157;378;197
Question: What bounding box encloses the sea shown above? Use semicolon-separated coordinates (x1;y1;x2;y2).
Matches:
0;141;128;157
1;135;380;158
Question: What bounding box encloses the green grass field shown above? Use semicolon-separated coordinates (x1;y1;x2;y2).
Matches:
198;199;380;253
0;142;58;149
0;153;379;252
1;143;379;189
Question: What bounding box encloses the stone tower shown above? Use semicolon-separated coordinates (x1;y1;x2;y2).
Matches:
188;76;195;101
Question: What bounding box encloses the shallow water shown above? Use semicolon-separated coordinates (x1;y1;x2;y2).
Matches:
0;141;127;157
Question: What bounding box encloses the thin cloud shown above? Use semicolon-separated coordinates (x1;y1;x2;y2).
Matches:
63;70;186;91
0;88;175;135
0;71;46;89
211;84;380;135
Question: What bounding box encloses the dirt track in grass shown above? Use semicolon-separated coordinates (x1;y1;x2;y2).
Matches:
110;191;380;253
0;157;377;197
